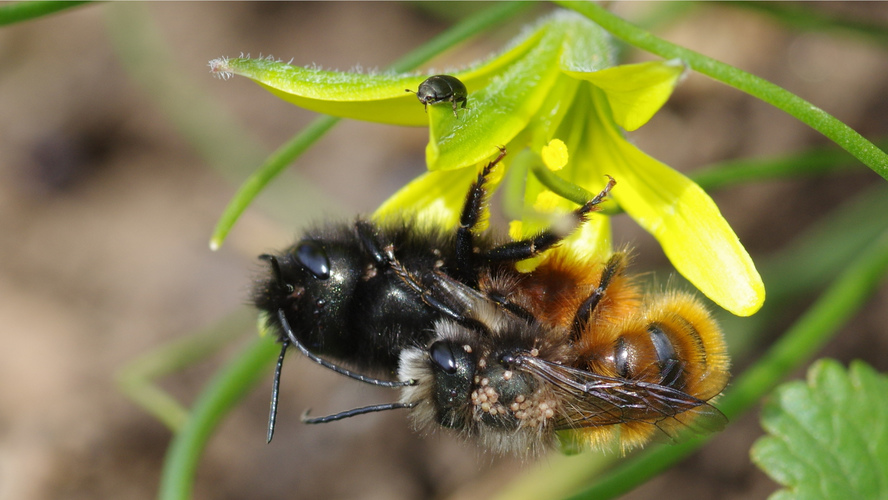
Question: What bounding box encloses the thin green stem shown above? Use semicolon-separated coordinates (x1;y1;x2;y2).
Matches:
729;2;888;46
565;228;888;500
208;116;339;250
531;163;594;206
158;335;279;500
209;1;536;250
0;1;90;26
116;308;254;432
689;143;865;192
554;1;888;182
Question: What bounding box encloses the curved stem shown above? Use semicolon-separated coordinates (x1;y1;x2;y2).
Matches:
158;336;279;500
554;1;888;182
0;0;90;26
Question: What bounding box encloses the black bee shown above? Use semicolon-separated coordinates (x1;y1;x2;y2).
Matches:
253;148;728;454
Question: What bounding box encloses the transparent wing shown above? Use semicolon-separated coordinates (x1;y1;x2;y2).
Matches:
516;355;727;440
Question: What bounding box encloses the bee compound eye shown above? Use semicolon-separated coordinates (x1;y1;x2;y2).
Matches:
295;240;331;280
429;341;459;374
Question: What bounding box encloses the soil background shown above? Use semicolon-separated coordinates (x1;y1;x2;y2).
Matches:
1;3;886;499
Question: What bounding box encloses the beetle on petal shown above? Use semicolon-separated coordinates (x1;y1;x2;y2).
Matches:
407;75;468;117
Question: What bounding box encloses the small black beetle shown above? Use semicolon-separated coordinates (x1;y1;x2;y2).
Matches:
406;75;468;118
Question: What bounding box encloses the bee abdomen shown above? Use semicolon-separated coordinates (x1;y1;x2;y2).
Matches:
583;292;728;400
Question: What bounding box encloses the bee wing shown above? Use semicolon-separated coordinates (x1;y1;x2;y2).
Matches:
516;356;727;440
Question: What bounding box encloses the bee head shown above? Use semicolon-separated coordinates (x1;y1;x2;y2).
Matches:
399;312;567;455
254;237;363;349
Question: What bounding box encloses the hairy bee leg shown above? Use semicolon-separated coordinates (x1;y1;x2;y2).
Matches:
454;146;508;285
483;176;616;263
571;252;626;336
487;290;537;323
384;249;487;329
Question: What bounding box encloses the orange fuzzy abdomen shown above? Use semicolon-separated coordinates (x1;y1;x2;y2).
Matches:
520;254;643;332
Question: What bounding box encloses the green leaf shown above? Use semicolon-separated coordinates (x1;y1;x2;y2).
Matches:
751;360;888;500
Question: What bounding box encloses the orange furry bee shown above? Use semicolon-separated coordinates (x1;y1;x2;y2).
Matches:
255;148;729;454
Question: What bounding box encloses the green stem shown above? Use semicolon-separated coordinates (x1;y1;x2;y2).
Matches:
690;143;866;191
208;116;339;250
116;308;255;432
209;1;536;250
158;335;279;500
0;0;90;26
565;228;888;500
531;162;595;206
554;1;888;182
729;2;888;46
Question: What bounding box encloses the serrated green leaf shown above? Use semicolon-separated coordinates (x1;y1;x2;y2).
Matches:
751;359;888;500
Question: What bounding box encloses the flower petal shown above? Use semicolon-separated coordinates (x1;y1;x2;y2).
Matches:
208;24;543;127
426;24;564;171
426;10;612;171
372;166;483;228
514;144;614;272
566;60;685;131
587;88;764;316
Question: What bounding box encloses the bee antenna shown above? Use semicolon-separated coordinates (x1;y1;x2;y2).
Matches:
301;402;417;424
267;336;290;443
276;309;415;388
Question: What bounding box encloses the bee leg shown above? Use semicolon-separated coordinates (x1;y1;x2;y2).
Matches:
454;146;507;285
487;290;537;324
483;176;615;263
571;253;626;336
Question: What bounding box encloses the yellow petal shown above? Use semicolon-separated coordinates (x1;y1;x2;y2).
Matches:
425;11;611;171
566;60;685;131
587;88;764;315
372;166;486;229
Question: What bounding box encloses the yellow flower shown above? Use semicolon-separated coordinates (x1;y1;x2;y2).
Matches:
210;11;764;316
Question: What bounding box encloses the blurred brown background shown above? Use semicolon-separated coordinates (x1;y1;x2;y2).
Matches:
1;2;886;499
